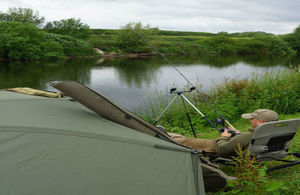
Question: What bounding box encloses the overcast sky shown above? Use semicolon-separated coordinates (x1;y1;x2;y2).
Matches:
0;0;299;34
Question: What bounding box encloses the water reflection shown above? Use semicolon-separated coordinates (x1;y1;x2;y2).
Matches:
100;58;162;87
0;59;94;89
0;55;298;110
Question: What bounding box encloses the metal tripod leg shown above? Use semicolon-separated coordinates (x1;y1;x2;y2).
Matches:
153;94;180;125
181;94;220;130
180;95;197;138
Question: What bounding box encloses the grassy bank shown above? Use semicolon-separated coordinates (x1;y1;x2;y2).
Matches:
88;27;298;56
140;69;299;136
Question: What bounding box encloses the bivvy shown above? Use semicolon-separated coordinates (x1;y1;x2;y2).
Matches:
0;83;234;194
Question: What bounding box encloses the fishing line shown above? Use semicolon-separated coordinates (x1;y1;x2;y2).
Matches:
113;18;227;121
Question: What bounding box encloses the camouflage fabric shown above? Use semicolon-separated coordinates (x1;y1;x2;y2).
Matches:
215;128;254;157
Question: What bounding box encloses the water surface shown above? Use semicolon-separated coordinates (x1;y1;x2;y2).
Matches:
0;55;298;111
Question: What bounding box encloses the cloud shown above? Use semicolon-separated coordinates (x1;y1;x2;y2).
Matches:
0;0;299;34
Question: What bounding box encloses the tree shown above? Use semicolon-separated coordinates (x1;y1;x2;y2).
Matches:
294;25;300;34
0;22;95;60
116;22;158;53
282;25;300;54
0;22;46;59
0;7;45;27
44;18;90;39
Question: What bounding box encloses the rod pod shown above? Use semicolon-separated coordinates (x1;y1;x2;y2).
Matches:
153;87;223;138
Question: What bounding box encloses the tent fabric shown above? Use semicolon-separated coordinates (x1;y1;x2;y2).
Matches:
0;91;205;195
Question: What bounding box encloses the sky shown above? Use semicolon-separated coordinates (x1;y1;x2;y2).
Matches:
0;0;299;34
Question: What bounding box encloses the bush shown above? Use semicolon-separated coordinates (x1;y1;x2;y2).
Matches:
0;7;45;27
201;36;237;55
0;22;96;60
215;145;286;195
116;22;158;53
282;25;300;55
0;22;45;60
87;35;119;51
44;33;95;57
41;40;64;59
44;18;90;39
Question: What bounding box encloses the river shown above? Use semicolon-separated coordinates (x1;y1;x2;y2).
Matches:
0;55;298;111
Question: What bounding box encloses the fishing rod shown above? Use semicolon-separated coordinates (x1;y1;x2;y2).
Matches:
115;20;237;136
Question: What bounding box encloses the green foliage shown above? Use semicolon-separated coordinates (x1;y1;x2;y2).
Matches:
158;30;216;37
238;35;294;56
201;36;237;55
89;28;295;56
228;31;274;38
0;22;45;60
282;25;300;55
0;7;45;27
44;33;95;56
216;145;286;195
116;22;158;53
0;22;96;60
212;70;300;114
87;35;119;51
89;29;274;38
90;29;119;36
44;18;90;39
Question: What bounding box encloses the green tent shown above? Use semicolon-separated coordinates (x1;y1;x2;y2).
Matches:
0;86;206;195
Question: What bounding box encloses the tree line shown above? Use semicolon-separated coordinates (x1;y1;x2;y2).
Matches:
1;7;300;60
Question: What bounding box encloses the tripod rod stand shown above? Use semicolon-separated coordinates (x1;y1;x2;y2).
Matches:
153;87;221;138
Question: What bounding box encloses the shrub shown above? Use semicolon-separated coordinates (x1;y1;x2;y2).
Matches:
44;33;96;57
217;145;286;195
201;36;237;55
0;7;45;27
0;22;96;60
116;22;158;53
41;40;64;59
87;35;119;51
0;22;45;60
282;25;300;55
44;18;90;39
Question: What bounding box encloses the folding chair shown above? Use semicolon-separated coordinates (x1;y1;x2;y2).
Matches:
248;118;300;172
